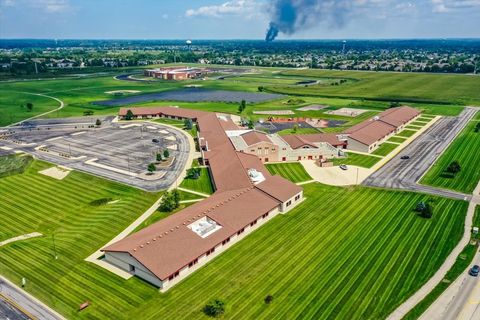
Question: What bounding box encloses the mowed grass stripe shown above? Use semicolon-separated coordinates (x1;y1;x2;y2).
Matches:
265;162;312;183
421;119;480;193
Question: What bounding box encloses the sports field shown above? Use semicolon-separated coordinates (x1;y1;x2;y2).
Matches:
0;167;467;319
265;162;312;183
267;69;480;105
421;119;480;193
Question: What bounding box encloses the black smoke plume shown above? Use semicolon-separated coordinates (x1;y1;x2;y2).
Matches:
265;0;351;42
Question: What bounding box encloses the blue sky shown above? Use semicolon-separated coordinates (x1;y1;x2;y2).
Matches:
1;0;479;39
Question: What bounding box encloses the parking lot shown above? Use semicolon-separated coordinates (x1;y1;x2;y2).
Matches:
0;117;190;191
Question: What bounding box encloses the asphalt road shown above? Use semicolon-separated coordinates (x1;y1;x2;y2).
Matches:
0;297;31;320
0;276;63;320
363;107;477;200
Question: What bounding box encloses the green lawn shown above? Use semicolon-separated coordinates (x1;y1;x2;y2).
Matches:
333;152;382;168
0;165;468;319
372;142;399;156
179;167;214;194
388;136;407;144
265;162;312;183
266;69;480;105
396;129;417;138
405;125;421;130
0;154;33;178
421;120;480;193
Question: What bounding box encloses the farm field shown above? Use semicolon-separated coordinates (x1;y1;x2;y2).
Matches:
372;142;399;156
179;167;214;194
0;175;468;319
420;119;480;193
266;69;480;105
332;152;382;168
265;162;312;183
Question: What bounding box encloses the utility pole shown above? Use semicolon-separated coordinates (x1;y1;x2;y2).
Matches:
52;233;58;260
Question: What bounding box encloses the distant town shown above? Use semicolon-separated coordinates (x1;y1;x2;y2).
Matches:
1;39;479;79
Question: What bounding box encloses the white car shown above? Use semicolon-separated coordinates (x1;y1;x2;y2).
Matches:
340;164;348;171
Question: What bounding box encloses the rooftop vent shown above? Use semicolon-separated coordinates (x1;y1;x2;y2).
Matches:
248;168;266;184
188;216;222;238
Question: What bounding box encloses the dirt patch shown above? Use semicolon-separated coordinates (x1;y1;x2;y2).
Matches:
325;108;369;117
39;166;72;180
253;110;294;115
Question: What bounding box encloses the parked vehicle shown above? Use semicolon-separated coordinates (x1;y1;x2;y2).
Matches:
401;155;410;160
152;138;159;143
469;265;479;277
340;164;348;171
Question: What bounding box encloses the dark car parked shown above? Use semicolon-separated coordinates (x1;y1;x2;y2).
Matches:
469;265;479;277
401;155;410;160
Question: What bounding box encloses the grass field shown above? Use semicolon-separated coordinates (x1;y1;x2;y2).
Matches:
388;136;407;143
179;167;214;194
0;154;33;178
265;162;312;183
421;119;480;193
372;142;399;156
0;175;468;319
267;69;480;105
333;152;382;168
0;91;61;126
396;129;417;138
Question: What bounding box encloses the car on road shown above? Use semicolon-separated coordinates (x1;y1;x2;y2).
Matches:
152;138;159;143
401;155;410;160
340;164;348;171
469;265;479;277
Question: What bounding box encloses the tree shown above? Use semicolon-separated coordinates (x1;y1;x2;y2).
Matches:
95;119;102;126
156;153;163;162
26;102;33;112
187;167;201;179
415;201;433;219
125;109;134;120
390;101;401;108
184;118;193;130
475;122;480;133
159;190;180;212
203;299;225;318
446;161;461;175
292;123;298;133
264;295;274;304
238;99;246;113
163;149;170;159
247;120;254;129
147;163;156;173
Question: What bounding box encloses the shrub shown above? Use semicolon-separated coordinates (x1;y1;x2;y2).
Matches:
264;295;274;304
147;163;156;173
415;201;433;219
125;109;134;120
163;149;170;159
156;153;163;162
186;167;201;179
203;299;225;318
184;118;193;130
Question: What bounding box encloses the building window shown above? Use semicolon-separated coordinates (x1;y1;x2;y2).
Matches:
286;200;292;207
237;228;244;235
295;194;301;201
282;157;286;161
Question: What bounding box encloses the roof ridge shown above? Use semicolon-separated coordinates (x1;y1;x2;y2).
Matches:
132;187;256;251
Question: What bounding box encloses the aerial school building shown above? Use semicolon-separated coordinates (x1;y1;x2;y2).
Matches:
104;107;303;291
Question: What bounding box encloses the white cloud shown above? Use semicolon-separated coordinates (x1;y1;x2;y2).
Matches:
431;0;480;13
185;0;264;19
1;0;71;13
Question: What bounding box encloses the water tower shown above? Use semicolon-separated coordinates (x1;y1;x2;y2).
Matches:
186;40;192;50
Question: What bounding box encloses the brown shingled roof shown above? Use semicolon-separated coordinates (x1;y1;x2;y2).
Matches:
241;131;273;146
105;106;303;281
